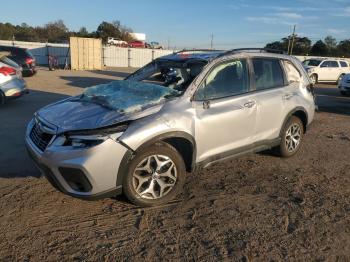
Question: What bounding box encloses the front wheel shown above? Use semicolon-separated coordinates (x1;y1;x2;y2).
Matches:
275;116;304;157
340;91;349;96
123;142;186;207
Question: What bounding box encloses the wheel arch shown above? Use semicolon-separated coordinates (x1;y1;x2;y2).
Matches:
136;131;197;173
116;131;196;187
280;107;308;136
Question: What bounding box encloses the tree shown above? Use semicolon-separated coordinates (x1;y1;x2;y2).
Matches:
78;27;89;37
337;40;350;57
265;35;311;55
310;40;328;56
324;36;337;56
44;20;69;42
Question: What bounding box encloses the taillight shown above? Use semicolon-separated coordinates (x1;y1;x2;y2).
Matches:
25;57;34;64
0;66;16;76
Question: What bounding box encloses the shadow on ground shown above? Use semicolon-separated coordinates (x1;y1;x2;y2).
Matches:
89;70;131;79
60;76;117;88
0;90;68;178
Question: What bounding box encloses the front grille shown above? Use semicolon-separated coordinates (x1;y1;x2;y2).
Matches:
29;123;54;151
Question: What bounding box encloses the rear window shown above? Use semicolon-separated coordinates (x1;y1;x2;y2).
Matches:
252;58;285;90
340;61;349;67
283;61;301;83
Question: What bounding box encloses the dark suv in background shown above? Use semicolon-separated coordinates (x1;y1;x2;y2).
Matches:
0;46;36;76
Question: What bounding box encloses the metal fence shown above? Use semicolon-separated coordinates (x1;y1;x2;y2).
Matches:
1;40;349;68
103;46;174;67
0;40;70;65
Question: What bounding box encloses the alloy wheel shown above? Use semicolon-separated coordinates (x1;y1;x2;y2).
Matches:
285;123;302;152
132;154;177;200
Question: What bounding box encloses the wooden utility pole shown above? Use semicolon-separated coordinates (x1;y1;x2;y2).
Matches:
290;25;296;55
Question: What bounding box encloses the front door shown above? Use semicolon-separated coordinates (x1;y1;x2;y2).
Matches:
192;58;257;163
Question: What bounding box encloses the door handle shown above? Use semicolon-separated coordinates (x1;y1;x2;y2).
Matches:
244;101;256;108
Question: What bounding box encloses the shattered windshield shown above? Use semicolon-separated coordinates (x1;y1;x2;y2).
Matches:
126;59;206;92
79;80;180;113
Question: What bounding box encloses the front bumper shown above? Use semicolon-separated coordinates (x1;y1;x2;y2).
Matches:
0;78;28;99
25;119;129;200
339;84;350;92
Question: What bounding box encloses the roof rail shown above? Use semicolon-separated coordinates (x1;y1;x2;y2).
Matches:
173;49;224;54
219;48;286;57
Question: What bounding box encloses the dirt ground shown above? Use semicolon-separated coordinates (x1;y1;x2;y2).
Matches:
0;68;349;261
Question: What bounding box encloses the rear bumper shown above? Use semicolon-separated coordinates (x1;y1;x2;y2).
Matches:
0;78;28;99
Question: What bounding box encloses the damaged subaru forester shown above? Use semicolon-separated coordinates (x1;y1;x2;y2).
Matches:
25;49;315;206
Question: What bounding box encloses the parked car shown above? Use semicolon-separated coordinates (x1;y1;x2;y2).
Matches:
0;52;28;104
107;37;128;47
338;73;350;96
146;41;163;49
302;58;350;84
128;40;145;48
0;45;36;76
25;48;315;206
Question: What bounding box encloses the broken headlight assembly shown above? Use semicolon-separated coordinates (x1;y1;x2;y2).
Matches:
52;123;130;149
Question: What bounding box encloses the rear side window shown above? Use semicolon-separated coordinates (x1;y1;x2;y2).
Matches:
340;61;349;67
252;58;284;90
321;61;339;68
283;61;301;84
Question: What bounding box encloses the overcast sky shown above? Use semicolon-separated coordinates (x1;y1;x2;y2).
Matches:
1;0;350;48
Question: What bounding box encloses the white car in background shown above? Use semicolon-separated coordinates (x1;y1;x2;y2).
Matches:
0;52;27;104
107;37;128;47
302;59;350;84
338;73;350;96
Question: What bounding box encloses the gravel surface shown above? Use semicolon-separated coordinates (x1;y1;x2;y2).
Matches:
0;68;349;261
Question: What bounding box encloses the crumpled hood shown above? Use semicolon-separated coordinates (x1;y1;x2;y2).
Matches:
37;80;178;133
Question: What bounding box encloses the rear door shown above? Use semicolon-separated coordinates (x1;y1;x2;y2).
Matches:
318;60;340;81
250;57;287;141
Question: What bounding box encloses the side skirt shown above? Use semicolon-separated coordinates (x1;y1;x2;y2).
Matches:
195;138;281;170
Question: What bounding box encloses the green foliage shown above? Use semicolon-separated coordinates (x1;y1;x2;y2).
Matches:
0;20;134;43
265;35;350;57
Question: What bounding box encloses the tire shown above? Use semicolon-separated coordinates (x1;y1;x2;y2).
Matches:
310;74;318;85
340;91;349;96
123;142;186;207
0;91;5;105
275;116;304;158
337;74;345;85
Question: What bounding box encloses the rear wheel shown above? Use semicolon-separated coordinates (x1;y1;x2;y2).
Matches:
123;142;185;207
275;116;304;157
0;91;5;105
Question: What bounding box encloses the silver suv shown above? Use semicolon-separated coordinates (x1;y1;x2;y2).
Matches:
25;49;315;206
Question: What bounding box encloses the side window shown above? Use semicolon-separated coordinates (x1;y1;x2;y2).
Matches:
252;58;284;90
283;61;301;84
195;59;249;100
340;61;348;67
321;61;339;68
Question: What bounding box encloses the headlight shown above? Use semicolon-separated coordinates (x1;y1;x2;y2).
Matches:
52;135;107;149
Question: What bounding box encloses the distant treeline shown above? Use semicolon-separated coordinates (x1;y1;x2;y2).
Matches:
265;35;350;57
0;20;135;44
